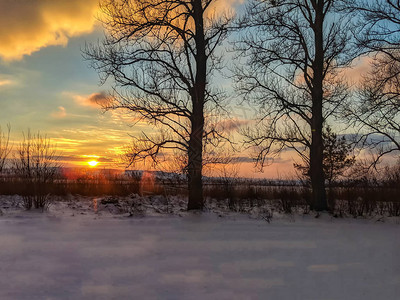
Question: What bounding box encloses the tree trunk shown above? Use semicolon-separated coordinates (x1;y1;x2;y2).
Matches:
187;120;204;210
187;0;206;210
310;119;327;211
310;0;328;211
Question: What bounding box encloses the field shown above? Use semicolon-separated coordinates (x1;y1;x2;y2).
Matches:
0;195;399;299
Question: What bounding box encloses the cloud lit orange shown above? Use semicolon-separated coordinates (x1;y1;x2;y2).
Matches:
207;0;243;18
0;0;244;61
51;106;67;119
70;92;110;108
0;0;99;61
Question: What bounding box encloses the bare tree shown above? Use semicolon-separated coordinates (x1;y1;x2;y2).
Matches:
234;0;355;211
84;0;231;210
0;124;11;173
13;131;60;209
345;1;400;165
349;0;400;55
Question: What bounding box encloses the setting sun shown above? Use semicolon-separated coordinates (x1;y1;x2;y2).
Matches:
88;160;99;167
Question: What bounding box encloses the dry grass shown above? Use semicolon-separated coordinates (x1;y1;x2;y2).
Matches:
1;168;400;216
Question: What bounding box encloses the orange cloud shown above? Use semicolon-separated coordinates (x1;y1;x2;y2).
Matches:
85;92;110;107
0;0;99;61
293;54;376;88
69;92;110;108
215;118;252;133
339;55;375;86
207;0;244;17
0;0;243;61
0;74;17;87
51;106;67;118
0;79;12;86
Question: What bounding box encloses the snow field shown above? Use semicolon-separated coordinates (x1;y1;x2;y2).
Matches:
0;209;399;299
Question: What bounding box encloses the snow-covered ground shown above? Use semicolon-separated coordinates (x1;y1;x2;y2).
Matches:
0;195;399;299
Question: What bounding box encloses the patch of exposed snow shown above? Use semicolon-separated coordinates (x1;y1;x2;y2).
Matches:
0;195;399;299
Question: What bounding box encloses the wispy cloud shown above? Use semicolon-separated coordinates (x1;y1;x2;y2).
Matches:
57;155;113;163
51;127;130;157
51;106;67;118
0;74;17;88
216;118;252;133
294;54;376;88
68;92;110;108
0;79;14;87
339;55;375;86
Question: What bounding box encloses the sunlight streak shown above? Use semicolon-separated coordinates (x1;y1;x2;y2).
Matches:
88;160;99;167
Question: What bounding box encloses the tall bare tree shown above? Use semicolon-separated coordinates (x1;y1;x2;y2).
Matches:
85;0;231;210
235;0;354;211
346;1;400;164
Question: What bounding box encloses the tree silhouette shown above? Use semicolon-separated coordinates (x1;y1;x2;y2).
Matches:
346;0;400;164
84;0;232;210
294;126;355;208
0;124;11;173
235;0;354;211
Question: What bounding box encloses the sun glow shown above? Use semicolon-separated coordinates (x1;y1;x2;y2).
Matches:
88;160;99;167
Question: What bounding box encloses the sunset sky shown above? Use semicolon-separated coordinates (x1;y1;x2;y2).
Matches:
0;0;376;179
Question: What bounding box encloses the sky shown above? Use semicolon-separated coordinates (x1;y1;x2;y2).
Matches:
0;0;373;179
0;1;125;165
0;0;289;178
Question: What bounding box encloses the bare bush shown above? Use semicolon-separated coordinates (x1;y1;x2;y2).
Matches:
0;124;12;173
12;131;60;210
